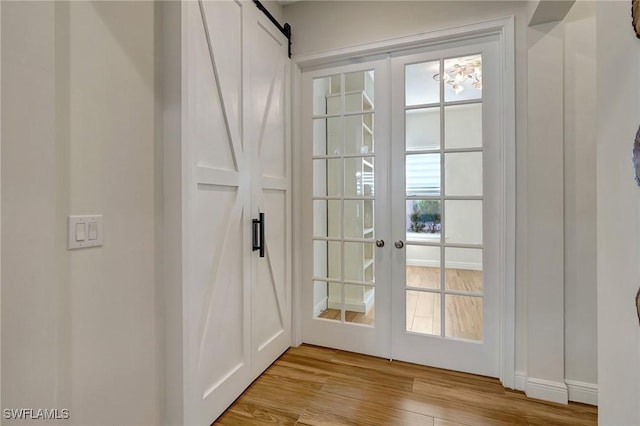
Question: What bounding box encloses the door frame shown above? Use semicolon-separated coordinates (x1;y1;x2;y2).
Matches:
291;16;516;388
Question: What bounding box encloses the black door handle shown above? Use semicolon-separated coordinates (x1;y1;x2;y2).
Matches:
252;212;265;258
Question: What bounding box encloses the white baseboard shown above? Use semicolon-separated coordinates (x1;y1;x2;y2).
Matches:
328;300;365;312
362;288;375;312
407;259;440;268
514;370;527;391
515;372;597;406
313;297;327;317
565;380;598;406
328;288;375;314
406;259;482;270
525;377;568;405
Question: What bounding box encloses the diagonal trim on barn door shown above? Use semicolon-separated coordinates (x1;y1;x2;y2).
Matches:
197;198;243;370
199;0;242;172
259;203;285;331
256;61;285;159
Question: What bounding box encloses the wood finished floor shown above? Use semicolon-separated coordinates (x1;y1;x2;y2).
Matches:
214;345;597;426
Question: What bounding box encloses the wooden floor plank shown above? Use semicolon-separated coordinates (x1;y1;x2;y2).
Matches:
262;364;328;390
322;376;525;426
278;352;415;392
413;379;595;426
286;344;338;361
215;345;598;426
214;399;298;426
296;406;434;426
241;376;433;426
331;350;504;393
434;419;466;426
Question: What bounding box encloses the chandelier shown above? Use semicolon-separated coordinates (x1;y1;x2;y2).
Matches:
433;57;482;94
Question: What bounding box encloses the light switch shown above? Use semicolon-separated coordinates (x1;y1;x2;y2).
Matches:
68;215;103;249
88;222;98;241
75;223;86;241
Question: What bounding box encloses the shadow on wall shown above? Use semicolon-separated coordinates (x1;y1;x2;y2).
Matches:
91;1;154;90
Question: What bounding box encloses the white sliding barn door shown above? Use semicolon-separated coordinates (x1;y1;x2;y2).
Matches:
184;1;251;423
182;1;291;423
248;12;292;375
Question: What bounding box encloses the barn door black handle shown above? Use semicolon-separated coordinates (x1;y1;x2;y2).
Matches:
252;212;265;258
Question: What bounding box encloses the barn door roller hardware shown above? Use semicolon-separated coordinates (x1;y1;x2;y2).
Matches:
253;0;292;58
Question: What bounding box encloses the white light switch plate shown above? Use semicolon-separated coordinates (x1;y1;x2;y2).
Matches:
68;215;103;249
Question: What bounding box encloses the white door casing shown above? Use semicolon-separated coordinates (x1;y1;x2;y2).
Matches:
296;19;515;383
181;1;291;423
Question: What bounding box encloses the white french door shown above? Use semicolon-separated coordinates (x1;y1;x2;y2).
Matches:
390;39;501;377
182;1;291;424
302;36;502;377
301;60;391;358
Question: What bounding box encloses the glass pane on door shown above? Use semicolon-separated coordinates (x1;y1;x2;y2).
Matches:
443;54;482;102
406;245;440;290
405;61;440;106
444;104;482;149
406;154;440;196
403;55;484;341
445;247;483;292
312;69;377;327
406;200;441;242
406;290;441;335
344;284;375;325
406;108;440;151
313;281;341;322
444;152;483;196
444;200;483;245
445;295;483;340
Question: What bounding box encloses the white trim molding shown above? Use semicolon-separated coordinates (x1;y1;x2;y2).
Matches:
526;377;569;405
565;380;598;406
514;370;527;392
294;16;515;70
517;372;597;406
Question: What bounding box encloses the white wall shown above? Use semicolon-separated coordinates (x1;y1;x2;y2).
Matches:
156;1;183;424
2;2;60;418
2;1;159;424
596;1;640;423
65;3;159;424
524;0;597;404
285;1;528;56
526;18;567;402
563;0;597;388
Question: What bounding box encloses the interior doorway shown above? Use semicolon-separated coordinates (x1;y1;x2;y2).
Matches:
298;24;514;380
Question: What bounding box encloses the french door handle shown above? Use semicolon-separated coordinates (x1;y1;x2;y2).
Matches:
394;240;404;249
375;239;385;248
252;212;265;258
